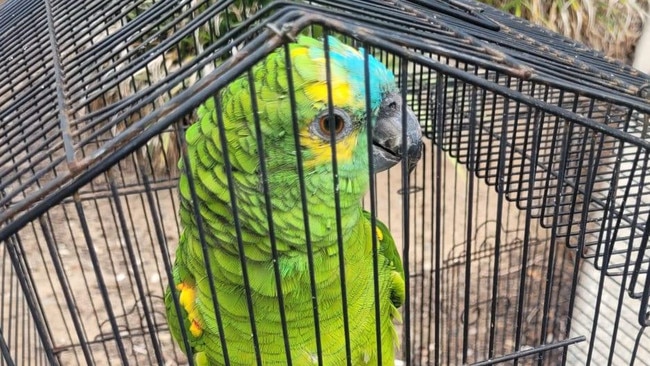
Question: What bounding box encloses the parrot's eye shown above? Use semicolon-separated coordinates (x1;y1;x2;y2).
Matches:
318;115;345;136
311;108;353;141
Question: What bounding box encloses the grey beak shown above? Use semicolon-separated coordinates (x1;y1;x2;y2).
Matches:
372;92;423;173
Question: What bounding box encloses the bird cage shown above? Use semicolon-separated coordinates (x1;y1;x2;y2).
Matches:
1;0;650;365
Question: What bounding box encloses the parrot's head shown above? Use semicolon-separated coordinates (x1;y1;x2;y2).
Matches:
276;36;422;198
195;35;422;246
284;35;423;178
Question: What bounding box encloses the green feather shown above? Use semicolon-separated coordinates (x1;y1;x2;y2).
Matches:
165;35;405;365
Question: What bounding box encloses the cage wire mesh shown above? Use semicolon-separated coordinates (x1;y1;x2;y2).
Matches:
1;0;650;365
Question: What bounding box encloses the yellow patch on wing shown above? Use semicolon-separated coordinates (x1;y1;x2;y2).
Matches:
176;282;204;338
375;227;384;241
301;129;359;168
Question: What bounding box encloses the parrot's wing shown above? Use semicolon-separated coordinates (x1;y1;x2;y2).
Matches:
362;211;405;311
164;235;211;366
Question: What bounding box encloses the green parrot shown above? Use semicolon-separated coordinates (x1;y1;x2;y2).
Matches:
165;35;423;365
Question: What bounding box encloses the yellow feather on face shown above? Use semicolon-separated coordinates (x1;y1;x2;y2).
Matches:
304;81;354;106
300;128;360;168
285;39;373;171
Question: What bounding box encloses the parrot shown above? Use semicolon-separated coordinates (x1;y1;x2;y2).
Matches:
164;35;423;365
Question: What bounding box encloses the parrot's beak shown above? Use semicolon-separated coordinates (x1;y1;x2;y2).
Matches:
372;92;423;173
